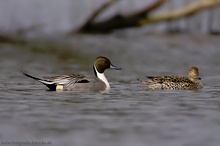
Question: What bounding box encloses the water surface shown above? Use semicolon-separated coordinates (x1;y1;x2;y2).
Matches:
0;35;220;146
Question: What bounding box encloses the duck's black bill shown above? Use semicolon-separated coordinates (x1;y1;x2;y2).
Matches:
196;75;201;80
110;64;121;70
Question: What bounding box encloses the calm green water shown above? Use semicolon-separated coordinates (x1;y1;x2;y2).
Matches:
1;35;220;146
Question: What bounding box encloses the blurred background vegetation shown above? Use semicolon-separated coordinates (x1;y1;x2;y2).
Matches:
0;0;219;36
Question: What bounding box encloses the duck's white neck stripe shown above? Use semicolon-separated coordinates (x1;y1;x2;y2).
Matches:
94;66;110;90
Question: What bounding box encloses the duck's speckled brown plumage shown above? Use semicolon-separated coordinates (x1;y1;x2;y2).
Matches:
138;67;203;90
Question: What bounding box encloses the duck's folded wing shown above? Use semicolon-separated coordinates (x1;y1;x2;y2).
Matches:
43;74;87;85
146;76;189;83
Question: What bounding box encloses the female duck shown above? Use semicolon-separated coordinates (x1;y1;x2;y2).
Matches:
138;66;203;90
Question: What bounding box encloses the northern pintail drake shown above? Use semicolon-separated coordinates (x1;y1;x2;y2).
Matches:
19;56;121;92
138;66;203;90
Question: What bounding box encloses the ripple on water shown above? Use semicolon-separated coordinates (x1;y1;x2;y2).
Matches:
1;35;220;146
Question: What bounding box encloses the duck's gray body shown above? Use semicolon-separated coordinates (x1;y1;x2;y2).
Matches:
19;56;120;92
42;74;107;91
63;76;106;91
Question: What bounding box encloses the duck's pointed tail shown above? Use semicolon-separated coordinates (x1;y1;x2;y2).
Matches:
137;78;147;84
18;69;42;81
137;78;152;86
18;69;57;91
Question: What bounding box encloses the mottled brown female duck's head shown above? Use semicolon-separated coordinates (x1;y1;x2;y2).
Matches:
188;66;201;82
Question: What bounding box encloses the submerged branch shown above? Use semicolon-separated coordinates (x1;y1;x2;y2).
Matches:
70;0;220;34
72;0;119;34
140;0;220;25
73;0;166;34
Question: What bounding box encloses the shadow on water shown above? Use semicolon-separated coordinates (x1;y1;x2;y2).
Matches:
0;34;220;146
